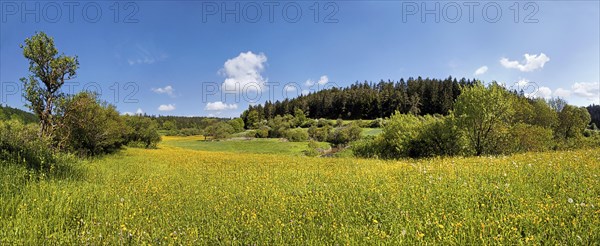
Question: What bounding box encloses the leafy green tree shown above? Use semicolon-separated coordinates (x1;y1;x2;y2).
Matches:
20;32;79;138
204;122;235;140
284;128;309;142
453;82;515;156
54;92;126;156
555;105;591;139
293;108;307;127
327;123;362;147
227;118;245;133
246;110;260;129
381;112;423;157
124;116;161;148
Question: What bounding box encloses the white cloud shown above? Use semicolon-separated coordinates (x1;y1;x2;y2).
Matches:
152;85;175;97
551;82;599;102
572;82;599;100
136;108;144;114
474;66;488;75
205;101;238;111
220;51;268;93
500;53;550;72
284;84;299;92
554;88;571;98
533;86;552;99
318;75;329;85
305;79;315;87
158;104;176;111
301;89;310;95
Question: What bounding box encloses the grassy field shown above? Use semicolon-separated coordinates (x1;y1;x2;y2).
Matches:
1;137;599;244
162;136;330;156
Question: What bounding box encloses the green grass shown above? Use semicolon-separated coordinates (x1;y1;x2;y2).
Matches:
1;139;599;244
361;128;383;136
162;135;330;156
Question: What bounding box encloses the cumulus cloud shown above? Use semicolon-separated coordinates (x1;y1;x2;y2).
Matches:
205;101;238;111
553;88;572;98
500;53;550;72
284;83;300;92
158;104;176;111
305;79;315;87
152;85;175;97
220;51;268;93
552;82;599;103
318;75;329;85
474;66;488;75
533;86;552;99
572;82;600;100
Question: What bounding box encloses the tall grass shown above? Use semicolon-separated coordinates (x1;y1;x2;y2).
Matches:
1;142;599;244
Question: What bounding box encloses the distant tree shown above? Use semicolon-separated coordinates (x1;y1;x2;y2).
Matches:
453;82;515;156
246;110;260;129
227;118;245;133
20;32;79;138
548;97;568;112
555;105;591;139
204;122;235;140
124;116;161;148
162;120;177;131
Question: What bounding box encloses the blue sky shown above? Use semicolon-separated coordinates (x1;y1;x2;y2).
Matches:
1;1;599;117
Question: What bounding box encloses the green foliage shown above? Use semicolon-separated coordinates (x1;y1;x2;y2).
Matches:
327;123;362;147
453;82;515;156
0;119;75;170
204;122;235;140
308;125;332;142
381;112;424;157
509;123;554;153
255;126;269;138
303;140;321;157
227;118;245;133
284;128;309;142
123;115;161;148
293;108;307;127
20;32;79;137
54;92;127;156
0;104;38;123
555;105;591;140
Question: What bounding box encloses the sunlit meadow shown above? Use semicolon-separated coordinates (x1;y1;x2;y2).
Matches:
1;137;599;244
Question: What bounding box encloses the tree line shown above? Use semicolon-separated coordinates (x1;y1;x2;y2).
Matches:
241;77;476;125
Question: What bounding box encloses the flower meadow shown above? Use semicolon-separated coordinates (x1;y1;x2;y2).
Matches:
1;139;599;244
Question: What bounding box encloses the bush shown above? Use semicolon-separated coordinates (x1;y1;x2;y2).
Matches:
123;116;161;148
0;119;74;170
509;123;554;153
255;126;269;138
308;125;332;142
55;92;127;156
204;122;235;140
327;123;362;147
303;140;321;157
227;118;245;133
284;128;308;142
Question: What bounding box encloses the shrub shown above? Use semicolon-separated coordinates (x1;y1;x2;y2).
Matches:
0;119;74;170
204;122;235;140
123;116;161;148
509;123;554;153
227;118;245;133
284;128;308;142
54;92;127;156
308;125;332;142
327;123;362;147
255;126;270;138
303;140;321;157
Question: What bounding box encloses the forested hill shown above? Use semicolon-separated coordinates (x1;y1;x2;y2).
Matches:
242;77;476;121
0;104;37;123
